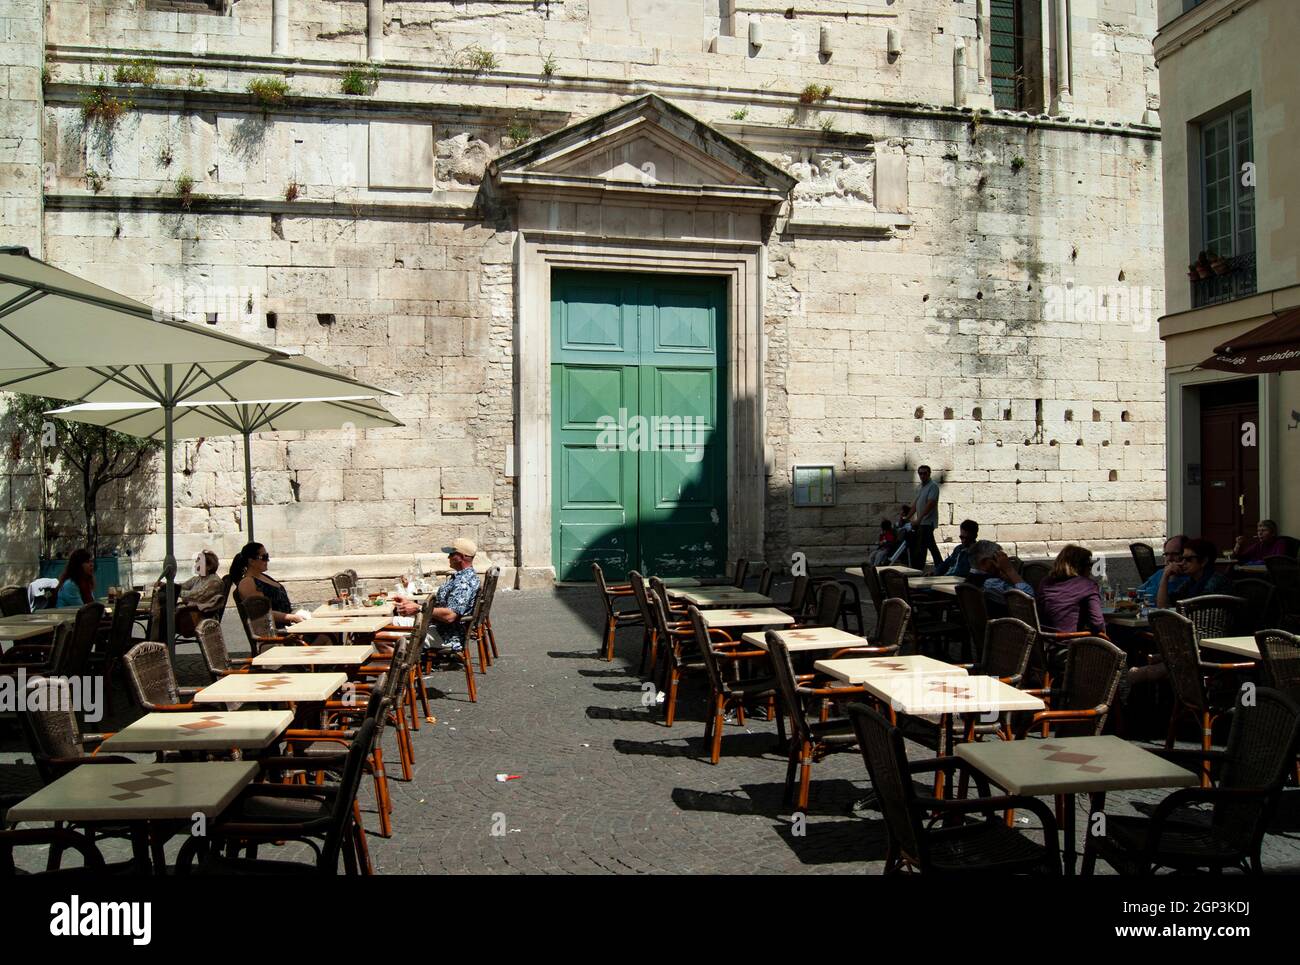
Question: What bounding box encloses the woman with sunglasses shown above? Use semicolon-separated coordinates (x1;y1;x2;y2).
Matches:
230;542;303;626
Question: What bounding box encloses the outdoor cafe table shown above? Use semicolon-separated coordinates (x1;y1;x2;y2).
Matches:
845;565;923;579
311;601;395;619
813;654;968;683
742;626;868;653
101;710;294;753
253;644;376;668
285;615;394;638
669;588;774;608
1198;635;1261;661
194;671;347;706
1102;607;1149;630
861;673;1045;797
657;577;703;588
6;761;258;872
956;735;1198;875
0;611;74;642
908;575;965;597
700;608;795;631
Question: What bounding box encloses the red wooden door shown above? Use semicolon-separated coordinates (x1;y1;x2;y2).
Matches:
1200;402;1259;552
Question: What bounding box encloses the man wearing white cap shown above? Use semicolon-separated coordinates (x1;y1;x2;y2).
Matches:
394;537;480;654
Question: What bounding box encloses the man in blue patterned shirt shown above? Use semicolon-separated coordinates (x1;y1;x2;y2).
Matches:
395;537;480;653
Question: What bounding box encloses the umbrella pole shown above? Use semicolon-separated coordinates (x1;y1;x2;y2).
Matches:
163;364;177;661
244;429;255;543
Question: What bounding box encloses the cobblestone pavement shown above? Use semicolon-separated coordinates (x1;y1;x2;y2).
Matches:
5;577;1300;874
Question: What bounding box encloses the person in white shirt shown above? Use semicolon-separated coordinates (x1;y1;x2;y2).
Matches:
901;465;942;569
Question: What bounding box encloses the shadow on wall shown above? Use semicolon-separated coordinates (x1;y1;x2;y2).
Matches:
0;400;157;584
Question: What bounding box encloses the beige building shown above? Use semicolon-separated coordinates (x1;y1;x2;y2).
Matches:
1155;0;1299;549
0;0;1168;590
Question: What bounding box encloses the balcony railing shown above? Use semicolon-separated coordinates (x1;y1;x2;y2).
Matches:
1191;250;1257;308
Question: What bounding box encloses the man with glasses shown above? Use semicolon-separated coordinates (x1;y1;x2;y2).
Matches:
394;537;480;655
902;465;943;569
1155;538;1232;609
935;519;979;576
1136;534;1189;599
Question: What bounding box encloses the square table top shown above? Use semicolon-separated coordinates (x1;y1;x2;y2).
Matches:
1102;607;1149;628
669;589;774;608
312;601;395;619
1198;635;1260;660
101;711;294;752
7;761;259;823
286;615;394;635
656;577;703;588
700;608;796;630
194;671;347;704
957;735;1198;796
0;612;73;640
845;565;923;579
909;575;966;588
253;644;377;667
862;673;1045;716
742;626;868;653
814;655;969;684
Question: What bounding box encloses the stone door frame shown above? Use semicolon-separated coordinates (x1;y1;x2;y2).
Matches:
514;230;766;586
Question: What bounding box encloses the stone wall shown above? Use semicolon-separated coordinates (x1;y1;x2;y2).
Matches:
0;0;1167;583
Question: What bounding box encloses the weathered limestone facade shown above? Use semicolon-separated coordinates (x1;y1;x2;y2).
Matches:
0;0;1167;587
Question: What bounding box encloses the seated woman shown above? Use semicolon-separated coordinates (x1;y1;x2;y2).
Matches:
179;550;226;614
1156;537;1232;609
54;548;95;608
1036;544;1105;635
1232;519;1289;563
231;542;303;626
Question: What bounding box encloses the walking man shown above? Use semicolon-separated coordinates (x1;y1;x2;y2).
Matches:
904;465;943;569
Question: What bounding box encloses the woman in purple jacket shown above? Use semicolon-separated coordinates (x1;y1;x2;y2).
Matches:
1037;544;1105;635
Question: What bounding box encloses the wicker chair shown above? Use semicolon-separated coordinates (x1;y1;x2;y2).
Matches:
1086;687;1300;875
19;676;130;783
1003;587;1094;698
776;574;812;618
89;591;140;713
1016;636;1124;740
1129;543;1158;584
846;700;1061;874
195;618;252;679
828;598;911;660
756;565;775;596
699;557;749;588
954;582;988;664
422;586;480;704
1231;578;1279;633
808;577;864;634
123;641;200;712
791;581;844;630
861;564;886;633
1265;556;1300;622
331;570;357;600
1175;594;1248;642
626;571;662;676
593;562;642;663
1020;561;1052;593
468;566;501;668
766;630;860;809
241;595;292;654
882;568;965;656
1148;609;1254;785
176;716;377;875
646;577;705;726
0;585;29;617
955;617;1037;744
686;606;781;764
1256;629;1300;691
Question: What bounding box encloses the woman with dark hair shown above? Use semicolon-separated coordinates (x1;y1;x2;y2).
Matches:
1037;544;1105;634
231;542;302;625
1155;537;1232;609
55;548;95;607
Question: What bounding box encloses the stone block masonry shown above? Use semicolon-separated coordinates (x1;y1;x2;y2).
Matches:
0;0;1167;585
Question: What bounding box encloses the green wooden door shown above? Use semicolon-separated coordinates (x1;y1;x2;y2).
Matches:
552;271;727;581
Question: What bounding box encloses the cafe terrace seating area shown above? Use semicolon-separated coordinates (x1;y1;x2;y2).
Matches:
3;545;1300;874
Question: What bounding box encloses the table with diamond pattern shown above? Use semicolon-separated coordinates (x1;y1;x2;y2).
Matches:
699;608;796;630
101;711;294;752
193;672;348;704
956;734;1197;874
670;589;774;608
742;626;868;653
813;654;968;681
252;644;376;668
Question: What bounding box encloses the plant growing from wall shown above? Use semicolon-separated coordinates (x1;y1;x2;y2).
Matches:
460;45;500;73
174;172;196;209
187;71;206;88
85;168;107;193
1010;155;1025;172
819;116;837;133
41;65;51;87
113;60;158;86
157;141;174;168
284;179;301;202
729;107;749;120
506;121;532;145
541;52;557;79
340;64;380;96
80;86;132;129
799;83;832;105
5;395;161;558
247;76;291;110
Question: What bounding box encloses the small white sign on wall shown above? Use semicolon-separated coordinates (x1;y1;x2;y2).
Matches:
791;465;836;507
442;493;493;514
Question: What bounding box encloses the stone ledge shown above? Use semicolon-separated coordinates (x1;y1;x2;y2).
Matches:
44;192;481;220
784;205;911;238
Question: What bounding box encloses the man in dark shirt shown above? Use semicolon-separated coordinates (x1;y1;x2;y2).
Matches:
936;519;979;576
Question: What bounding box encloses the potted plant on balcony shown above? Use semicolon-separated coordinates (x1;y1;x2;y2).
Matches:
1187;262;1199;281
1194;251;1213;279
1209;251;1231;275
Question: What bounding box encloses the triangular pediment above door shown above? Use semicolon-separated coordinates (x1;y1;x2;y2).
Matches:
490;94;795;210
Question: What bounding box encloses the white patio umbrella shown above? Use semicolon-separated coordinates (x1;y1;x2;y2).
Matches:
0;246;400;654
47;396;404;542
